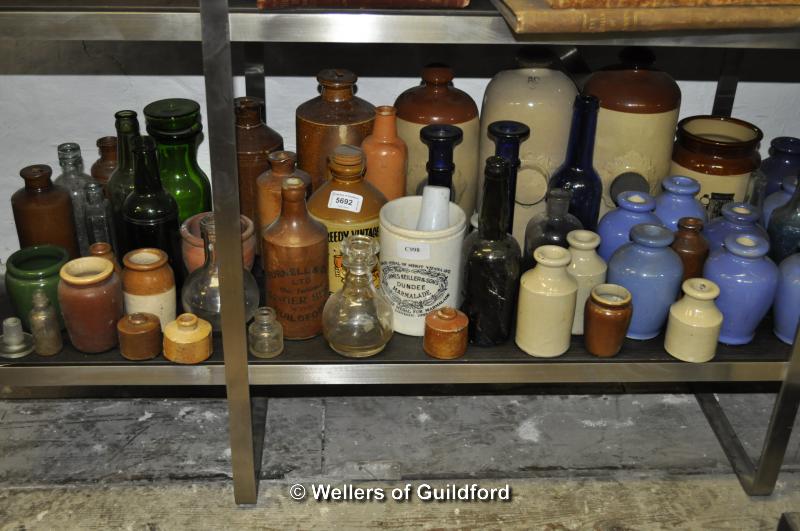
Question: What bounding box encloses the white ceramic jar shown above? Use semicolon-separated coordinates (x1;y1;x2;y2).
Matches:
566;230;607;335
664;278;723;363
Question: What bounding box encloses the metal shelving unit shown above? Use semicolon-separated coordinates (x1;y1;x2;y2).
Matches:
2;0;800;506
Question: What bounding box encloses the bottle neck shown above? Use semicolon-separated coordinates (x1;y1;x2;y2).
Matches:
426;142;456;189
372;112;396;140
564;102;598;168
546;195;570;220
117;131;140;172
24;175;52;191
537;263;569;281
100;144;117;162
570;247;594;261
202;230;218;269
479;177;509;241
786;180;800;210
133;148;164;194
321;86;354;103
494;139;522;170
281;196;309;219
59;159;84;177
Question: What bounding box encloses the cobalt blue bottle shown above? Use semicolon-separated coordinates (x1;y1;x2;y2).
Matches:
702;201;767;252
774;250;800;345
418;124;463;196
488;120;530;235
597;191;660;262
653;175;707;232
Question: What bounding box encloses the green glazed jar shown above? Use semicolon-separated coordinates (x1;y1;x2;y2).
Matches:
143;98;212;222
5;245;69;330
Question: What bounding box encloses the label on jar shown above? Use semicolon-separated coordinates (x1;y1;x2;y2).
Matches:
397;242;431;261
380;261;451;319
310;216;380;294
327;191;363;213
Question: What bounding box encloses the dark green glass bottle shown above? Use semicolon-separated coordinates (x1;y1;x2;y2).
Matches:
143;98;212;222
107;110;141;250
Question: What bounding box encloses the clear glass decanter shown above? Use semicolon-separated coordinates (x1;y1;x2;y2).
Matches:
322;235;393;358
248;307;284;359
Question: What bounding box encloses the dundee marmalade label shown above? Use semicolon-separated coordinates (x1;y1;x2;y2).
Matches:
310;216;380;294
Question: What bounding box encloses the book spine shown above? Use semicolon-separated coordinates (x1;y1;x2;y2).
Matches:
257;0;470;8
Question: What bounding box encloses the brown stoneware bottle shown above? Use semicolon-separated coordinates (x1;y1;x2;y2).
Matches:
262;177;329;339
255;151;312;240
361;105;407;201
671;217;710;282
58;256;124;353
583;283;632;358
89;242;122;274
11;164;80;259
423;307;469;360
121;248;177;330
296;69;376;191
163;313;212;364
117;312;162;361
91;136;118;187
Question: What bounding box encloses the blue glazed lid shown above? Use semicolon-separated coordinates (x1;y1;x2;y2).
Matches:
723;233;769;258
721;202;759;225
662;175;700;196
630;223;673;248
770;136;800;155
616;190;656;212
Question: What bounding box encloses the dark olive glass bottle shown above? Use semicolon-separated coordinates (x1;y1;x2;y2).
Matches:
768;178;800;264
107;110;141;251
488;120;530;235
461;156;522;346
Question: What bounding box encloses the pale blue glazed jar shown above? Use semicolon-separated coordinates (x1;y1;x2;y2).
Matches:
607;223;683;340
703;201;767;252
653;176;707;231
762;175;796;229
774;251;800;345
703;233;778;345
597;191;661;262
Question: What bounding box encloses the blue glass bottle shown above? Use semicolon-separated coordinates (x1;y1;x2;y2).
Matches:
774;250;800;345
762;175;796;229
653;176;707;231
488;120;530;235
550;95;602;231
760;137;800;196
767;180;800;264
597;191;660;262
417;124;462;197
607;223;683;340
703;233;778;345
702;201;767;252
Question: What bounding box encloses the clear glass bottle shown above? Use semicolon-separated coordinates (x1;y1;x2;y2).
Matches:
54;142;95;256
29;289;63;356
84;182;117;251
523;188;583;271
181;214;260;332
248;307;284;359
322;235;393;358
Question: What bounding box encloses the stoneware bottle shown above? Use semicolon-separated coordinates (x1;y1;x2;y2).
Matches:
703;201;766;251
89;242;122;274
607;223;683;340
91;136;118;187
762;175;796;229
296;69;376;191
596;191;660;262
671;217;709;281
180;212;256;274
774;252;800;345
395;65;480;216
117;312;162;361
58;256;124;353
163;313;212;365
121;248;177;330
28;289;63;356
759;136;800;196
256;151;313;242
522;188;583;271
361;105;407;201
5;245;69;331
423;306;469;360
664;278;722;363
566;230;607;335
653;175;707;231
583;283;632;358
515;245;577;358
703;233;778;345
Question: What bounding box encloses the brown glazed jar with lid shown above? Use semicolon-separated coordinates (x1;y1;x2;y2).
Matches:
117;312;162;361
583;283;632;358
670;115;763;218
255;150;312;239
91;136;118;186
671;217;709;281
423;307;468;360
296;69;376;192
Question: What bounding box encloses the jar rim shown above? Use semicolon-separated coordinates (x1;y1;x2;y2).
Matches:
59;256;114;285
123;248;168;271
676;115;763;149
590;283;632;307
7;245;69;280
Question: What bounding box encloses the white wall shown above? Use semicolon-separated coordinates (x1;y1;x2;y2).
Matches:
2;75;799;260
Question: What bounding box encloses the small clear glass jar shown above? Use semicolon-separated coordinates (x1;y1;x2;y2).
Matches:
248;307;284;359
29;289;63;356
322;235;393;358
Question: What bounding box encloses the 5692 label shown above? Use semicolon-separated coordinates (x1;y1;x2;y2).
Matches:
327;191;363;213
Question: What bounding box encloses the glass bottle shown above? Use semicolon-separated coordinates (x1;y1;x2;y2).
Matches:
84;182;117;251
415;124;463;196
0;317;34;359
488;120;530;235
461;156;521;346
181;214;260;332
761;137;800;196
29;289;63;356
322;234;393;358
768;181;800;264
91;136;118;187
144;98;212;222
550;95;602;231
248;307;284;359
256;151;313;240
54;142;94;256
522;188;583;271
107;110;141;251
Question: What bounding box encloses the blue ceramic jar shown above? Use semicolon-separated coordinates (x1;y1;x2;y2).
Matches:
703;233;778;345
760;136;800;197
597;191;661;262
762;175;797;229
774;252;800;345
654;176;707;232
607;223;683;340
5;245;69;331
702;201;767;251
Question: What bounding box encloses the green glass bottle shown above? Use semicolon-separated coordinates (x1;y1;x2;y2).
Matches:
106;110;141;251
143;98;212;222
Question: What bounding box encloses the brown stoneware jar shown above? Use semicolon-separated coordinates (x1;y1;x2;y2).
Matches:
296;69;376;191
89;242;122;274
584;283;633;358
180;212;256;273
235;97;284;230
58;256;124;353
11;164;80;258
163;313;213;364
117;312;162;361
256;151;312;239
671;217;709;281
263;177;328;338
423;306;469;360
91;136;118;187
122;248;177;330
361;105;407;201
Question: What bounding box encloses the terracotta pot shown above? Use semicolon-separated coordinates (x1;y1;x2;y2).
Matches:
361;105;407;201
583;283;633;358
423;307;468;360
163;313;213;364
180;212;255;273
122;248;177;329
117;312;162;361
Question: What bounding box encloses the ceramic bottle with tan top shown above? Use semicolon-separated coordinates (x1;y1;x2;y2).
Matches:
566;230;607;335
664;278;722;363
255;151;312;240
121;248;177;329
163;313;212;365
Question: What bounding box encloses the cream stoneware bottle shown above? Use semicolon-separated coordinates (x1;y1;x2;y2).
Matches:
664;278;723;363
566;230;607;335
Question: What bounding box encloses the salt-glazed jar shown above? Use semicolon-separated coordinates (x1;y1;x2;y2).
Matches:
583;283;632;358
5;245;69;331
121;248;176;329
515;245;577;358
256;151;313;241
759;136;800;197
58;256;124;353
607;224;683;340
596;191;660;262
653;175;707;231
703;233;778;345
28;289;63;356
361;105;407;201
671;217;709;281
180;212;256;274
762;176;796;229
89;242;122;274
664;278;723;363
163;313;212;364
774;252;800;345
423;306;468;360
703;201;766;251
248;307;284;359
566;230;607;335
117;312;162;361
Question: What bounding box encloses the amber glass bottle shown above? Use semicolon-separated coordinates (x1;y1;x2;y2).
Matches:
255;151;312;240
91;136;118;187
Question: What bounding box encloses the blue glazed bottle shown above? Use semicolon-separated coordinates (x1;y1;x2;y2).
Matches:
760;137;800;197
653;176;707;231
762;175;796;229
703;233;778;345
774;251;800;345
607;223;683;340
488;120;530;235
702;201;767;252
597;191;660;262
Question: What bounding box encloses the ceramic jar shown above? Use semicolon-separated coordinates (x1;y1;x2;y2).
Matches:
653;175;707;231
163;313;212;364
121;248;176;329
180;212;256;273
5;245;69;331
566;230;607;335
361;105;407;201
607;224;683;340
89;242;122;274
423;306;469;360
763;176;796;229
703;201;767;252
256;150;313;238
58;256;124;353
515;245;577;357
596;191;660;262
583;283;632;357
117;312;162;361
670;115;763;218
774;253;800;345
664;278;723;363
671;217;709;281
760;137;800;197
395;65;480;216
703;233;778;345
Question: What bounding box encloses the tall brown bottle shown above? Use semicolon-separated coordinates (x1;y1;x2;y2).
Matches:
671;217;710;281
11;165;80;258
91;136;118;187
263;177;328;339
361;105;407;201
296;69;376;191
255;151;312;241
308;145;386;293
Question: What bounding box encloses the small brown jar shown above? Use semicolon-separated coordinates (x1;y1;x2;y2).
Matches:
584;283;633;358
117;312;162;361
91;136;118;186
89;242;122;274
163;313;212;364
423;307;468;360
671;217;709;282
256;151;313;239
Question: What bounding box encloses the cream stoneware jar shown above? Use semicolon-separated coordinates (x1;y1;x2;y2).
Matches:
664;278;723;363
566;230;607;335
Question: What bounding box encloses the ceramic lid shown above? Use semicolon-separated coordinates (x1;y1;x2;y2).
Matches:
585;68;681;114
723;233;769;259
681;278;720;300
662;176;701;196
117;312;161;336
